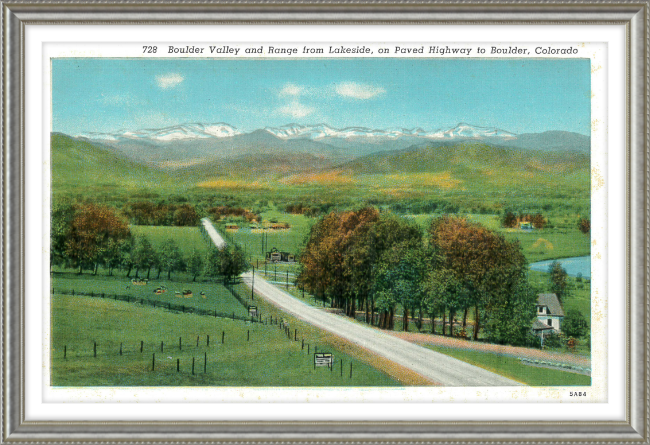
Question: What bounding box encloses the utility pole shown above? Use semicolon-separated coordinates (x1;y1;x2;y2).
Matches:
251;267;255;300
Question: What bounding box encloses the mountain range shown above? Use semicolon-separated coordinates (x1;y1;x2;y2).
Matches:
75;123;591;168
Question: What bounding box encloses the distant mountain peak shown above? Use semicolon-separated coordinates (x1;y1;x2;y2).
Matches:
427;123;517;140
78;122;242;143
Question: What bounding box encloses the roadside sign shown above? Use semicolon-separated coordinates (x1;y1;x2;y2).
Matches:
314;353;333;368
248;306;257;317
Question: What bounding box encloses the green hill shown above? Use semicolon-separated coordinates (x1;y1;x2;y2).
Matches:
339;141;589;176
51;133;169;192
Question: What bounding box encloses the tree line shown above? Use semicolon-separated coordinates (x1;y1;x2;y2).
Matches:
297;208;538;346
51;203;247;283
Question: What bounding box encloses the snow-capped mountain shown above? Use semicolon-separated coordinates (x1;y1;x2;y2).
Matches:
427;123;517;140
264;123;432;140
72;122;589;167
79;122;515;143
79;123;241;143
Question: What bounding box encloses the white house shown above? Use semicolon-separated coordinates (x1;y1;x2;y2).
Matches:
533;293;564;335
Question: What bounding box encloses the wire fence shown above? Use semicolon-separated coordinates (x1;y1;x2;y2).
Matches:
52;288;262;324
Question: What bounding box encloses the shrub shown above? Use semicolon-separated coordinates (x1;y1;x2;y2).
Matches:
543;332;563;348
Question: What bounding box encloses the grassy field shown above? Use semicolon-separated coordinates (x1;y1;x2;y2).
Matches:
51;294;402;387
51;273;249;318
426;346;591;386
218;211;314;262
130;225;210;256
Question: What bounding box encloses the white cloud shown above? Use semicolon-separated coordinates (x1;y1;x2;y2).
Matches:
279;83;305;97
277;101;315;118
156;73;184;89
334;82;385;100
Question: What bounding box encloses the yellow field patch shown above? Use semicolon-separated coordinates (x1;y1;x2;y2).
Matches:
197;179;269;190
385;172;462;189
281;170;354;186
531;238;554;250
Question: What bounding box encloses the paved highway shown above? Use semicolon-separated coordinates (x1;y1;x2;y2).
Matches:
199;218;521;386
201;217;227;249
241;272;522;387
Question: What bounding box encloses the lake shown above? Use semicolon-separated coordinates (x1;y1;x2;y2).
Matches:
529;256;591;278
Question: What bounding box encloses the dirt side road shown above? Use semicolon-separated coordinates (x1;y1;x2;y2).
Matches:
241;272;522;387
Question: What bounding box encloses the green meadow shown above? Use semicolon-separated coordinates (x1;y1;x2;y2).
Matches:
51;294;401;387
130;225;210;255
51;273;249;318
425;346;591;386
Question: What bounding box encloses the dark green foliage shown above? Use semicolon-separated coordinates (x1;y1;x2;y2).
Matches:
548;260;569;303
543;332;563;348
186;249;204;282
132;236;158;279
577;217;590;234
204;245;248;284
501;212;517;228
562;309;589;339
483;282;538;346
160;239;185;280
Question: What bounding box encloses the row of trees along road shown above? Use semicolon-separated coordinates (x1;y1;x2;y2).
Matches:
297;209;538;346
51;203;247;283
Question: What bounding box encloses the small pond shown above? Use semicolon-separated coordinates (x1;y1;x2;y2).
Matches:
529;256;591;279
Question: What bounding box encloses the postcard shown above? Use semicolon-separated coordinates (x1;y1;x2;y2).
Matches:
39;40;609;410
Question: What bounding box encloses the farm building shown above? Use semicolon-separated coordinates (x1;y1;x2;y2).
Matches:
533;293;565;334
266;248;295;263
225;224;239;231
270;222;290;230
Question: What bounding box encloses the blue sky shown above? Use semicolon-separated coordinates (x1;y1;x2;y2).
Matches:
52;58;591;135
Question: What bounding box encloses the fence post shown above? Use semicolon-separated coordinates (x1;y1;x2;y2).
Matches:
192;357;195;375
179;337;182;351
232;312;235;321
161;341;164;353
340;359;343;377
307;344;309;354
207;335;210;347
141;341;143;353
152;353;155;371
64;345;66;359
119;343;122;356
196;336;199;347
350;362;353;379
247;330;250;342
204;352;207;374
222;331;225;344
295;329;297;341
301;338;304;350
177;358;180;372
93;341;96;358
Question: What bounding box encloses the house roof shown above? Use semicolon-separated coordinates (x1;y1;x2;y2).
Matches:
536;293;564;316
532;319;555;331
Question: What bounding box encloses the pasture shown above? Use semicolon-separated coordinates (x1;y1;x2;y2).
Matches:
51;294;402;387
130;225;210;255
51;273;249;318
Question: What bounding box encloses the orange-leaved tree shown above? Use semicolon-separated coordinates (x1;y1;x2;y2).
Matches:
428;216;529;341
